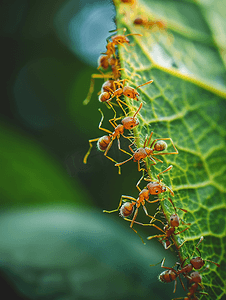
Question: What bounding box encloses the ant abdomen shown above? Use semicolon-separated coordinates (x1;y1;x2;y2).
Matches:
101;80;115;92
119;202;134;217
99;92;111;103
154;140;167;151
159;270;177;283
97;136;111;151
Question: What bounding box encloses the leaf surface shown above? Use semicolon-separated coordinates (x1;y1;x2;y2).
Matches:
114;0;226;299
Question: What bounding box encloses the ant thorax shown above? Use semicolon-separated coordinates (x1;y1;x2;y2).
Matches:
146;181;166;194
121;116;139;129
138;188;149;201
113;124;124;136
153;140;167;151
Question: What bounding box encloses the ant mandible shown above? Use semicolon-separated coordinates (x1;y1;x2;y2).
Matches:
103;166;173;243
115;131;178;172
177;236;220;276
147;197;190;249
83;103;142;174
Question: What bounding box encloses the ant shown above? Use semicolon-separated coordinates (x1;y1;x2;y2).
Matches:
99;78;153;117
134;17;166;30
172;271;208;300
147;197;190;249
106;28;142;51
115;131;178;172
158;258;186;293
177;236;220;276
103;166;174;243
83;103;142;174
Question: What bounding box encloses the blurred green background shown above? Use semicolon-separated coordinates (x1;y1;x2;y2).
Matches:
0;0;184;299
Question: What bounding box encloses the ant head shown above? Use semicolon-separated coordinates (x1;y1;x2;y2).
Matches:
189;271;202;283
111;35;130;45
121;116;139;129
99;92;111;103
147;182;166;195
119;202;134;218
154;140;167;152
123;86;140;100
97;136;111;151
169;214;180;227
190;257;205;270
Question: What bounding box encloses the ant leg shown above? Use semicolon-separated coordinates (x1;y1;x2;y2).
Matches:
147;155;163;165
109;116;122;129
83;138;101;164
117;137;134;157
105;153;121;174
103;195;136;213
136;80;153;90
145;131;153;147
138;160;146;172
128;140;136;153
83;73;112;105
98;109;113;134
115;156;133;167
146;197;164;204
106;101;117;119
156;165;173;182
142;204;164;224
116;98;128;116
136;171;144;192
177;240;187;249
174;227;190;236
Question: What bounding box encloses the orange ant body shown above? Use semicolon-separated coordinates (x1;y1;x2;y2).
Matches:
98;79;153;117
83;103;142;174
134;17;167;30
177;236;220;276
84;28;143;105
147;197;190;249
115;131;178;171
158;258;185;293
172;271;208;300
103;166;174;242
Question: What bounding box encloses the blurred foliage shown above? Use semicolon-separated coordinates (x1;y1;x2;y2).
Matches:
113;0;226;299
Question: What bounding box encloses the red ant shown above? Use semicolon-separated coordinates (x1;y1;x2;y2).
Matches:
147;197;190;249
172;271;208;300
115;131;178;172
103;166;174;242
158;258;186;293
83;103;142;174
177;236;220;276
134;17;166;30
98;78;153;117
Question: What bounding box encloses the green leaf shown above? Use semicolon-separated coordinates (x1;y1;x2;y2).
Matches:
113;0;226;299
